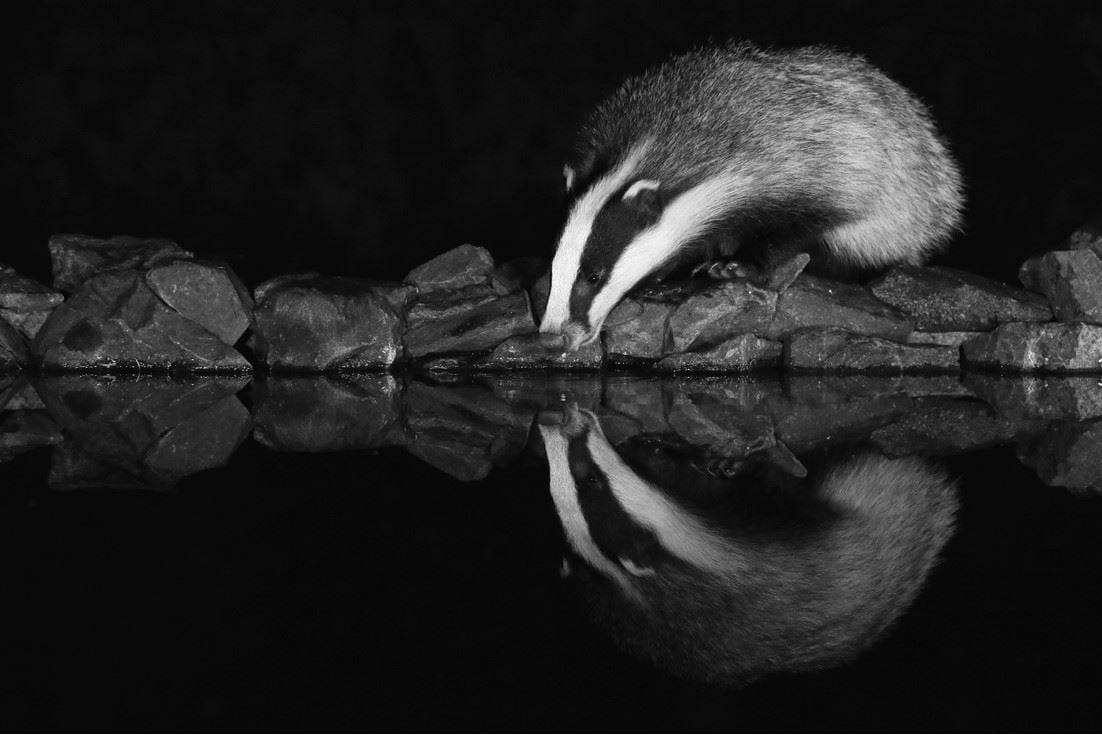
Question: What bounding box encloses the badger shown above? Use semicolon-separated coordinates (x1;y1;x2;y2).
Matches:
540;42;964;350
538;406;958;685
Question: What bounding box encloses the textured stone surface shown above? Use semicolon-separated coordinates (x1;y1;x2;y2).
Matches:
604;296;675;359
785;328;959;373
666;387;776;458
32;270;251;372
767;274;912;341
655;334;782;373
963;374;1102;421
668;280;777;352
870;396;1045;457
146;259;253;344
405;291;534;358
869;265;1050;331
37;375;250;489
252;374;401;452
404;243;496;296
252;275;408;370
1061;213;1102;255
962;322;1102;372
906;331;984;348
49;234;193;293
1017;419;1102;493
767;382;912;453
0;409;63;463
452;332;603;370
1018;249;1102;323
0;317;27;368
0;266;64;339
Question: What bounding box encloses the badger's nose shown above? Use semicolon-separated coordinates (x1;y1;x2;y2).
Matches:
539;331;567;349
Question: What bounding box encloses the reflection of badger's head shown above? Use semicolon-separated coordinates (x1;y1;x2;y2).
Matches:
539;406;958;686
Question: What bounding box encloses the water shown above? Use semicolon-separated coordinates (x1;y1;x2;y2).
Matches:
4;371;1102;730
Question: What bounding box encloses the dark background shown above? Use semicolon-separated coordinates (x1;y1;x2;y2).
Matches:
3;0;1101;288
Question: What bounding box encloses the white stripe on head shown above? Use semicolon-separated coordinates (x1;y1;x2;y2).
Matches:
541;140;653;333
588;170;754;333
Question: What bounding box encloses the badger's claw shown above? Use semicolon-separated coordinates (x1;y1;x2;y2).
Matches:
691;259;757;281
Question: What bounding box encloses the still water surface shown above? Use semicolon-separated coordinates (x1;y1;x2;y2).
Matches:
3;372;1102;729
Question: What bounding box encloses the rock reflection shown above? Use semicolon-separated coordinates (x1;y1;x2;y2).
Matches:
539;405;958;686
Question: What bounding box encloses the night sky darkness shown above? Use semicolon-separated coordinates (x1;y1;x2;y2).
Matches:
3;1;1101;288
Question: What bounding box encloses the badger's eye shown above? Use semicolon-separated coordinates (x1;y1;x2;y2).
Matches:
586;272;603;285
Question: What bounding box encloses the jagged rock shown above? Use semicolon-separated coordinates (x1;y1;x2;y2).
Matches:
32;270;251;372
0;410;63;463
252;374;401;452
963;374;1102;421
0;317;27;368
0;265;64;339
146;259;253;344
870;396;1045;457
49;233;193;293
763;252;811;292
668;280;777;352
1061;213;1102;255
655;334;782;373
404;244;496;297
906;331;984;348
251;274;409;370
37;375;250;489
405;291;534;358
1018;249;1102;323
423;332;602;371
767;274;912;341
961;322;1102;373
404;380;533;481
868;265;1050;331
604;296;675;359
785;327;959;373
1017;419;1102;493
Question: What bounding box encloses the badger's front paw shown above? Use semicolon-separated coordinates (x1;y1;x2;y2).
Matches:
691;259;759;281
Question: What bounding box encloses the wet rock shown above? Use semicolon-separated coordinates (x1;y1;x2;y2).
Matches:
668;280;777;352
604;296;675;360
0;264;64;339
146;259;253;344
252;374;401;452
424;332;602;371
784;374;972;403
404;244;496;297
1017;419;1102;493
404;380;533;481
603;377;672;434
0;410;63;463
405;291;534;358
767;274;912;341
655;334;782;373
767;381;912;453
37;375;250;489
963;374;1102;421
870;396;1045;457
49;234;193;293
868;265;1051;331
32;270;251;372
906;331;984;348
485;373;603;413
666;387;776;459
961;322;1102;373
1018;249;1102;323
785;328;959;373
251;274;409;371
0;317;27;368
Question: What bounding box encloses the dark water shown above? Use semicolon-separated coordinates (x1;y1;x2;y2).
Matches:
4;371;1102;730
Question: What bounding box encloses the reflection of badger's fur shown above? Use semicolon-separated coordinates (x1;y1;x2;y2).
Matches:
539;407;958;686
541;43;964;350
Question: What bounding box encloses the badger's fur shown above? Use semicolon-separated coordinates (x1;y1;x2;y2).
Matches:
541;43;964;350
538;406;958;686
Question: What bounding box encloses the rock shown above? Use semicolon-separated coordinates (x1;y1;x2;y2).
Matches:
868;265;1051;331
485;373;604;413
49;234;193;293
603;378;672;435
906;331;984;348
31;270;251;372
963;374;1102;421
0;266;64;339
0;376;45;410
37;375;250;489
145;259;253;344
767;274;912;341
1061;213;1102;255
404;244;496;296
668;280;777;352
604;296;675;359
1018;249;1102;323
493;256;547;296
251;274;409;370
666;387;776;459
425;332;603;371
785;327;960;373
0;410;63;463
529;270;550;324
0;317;27;368
251;374;401;452
870;396;1045;457
763;252;811;292
1017;419;1102;493
655;334;782;373
405;291;534;358
961;322;1102;373
767;382;912;453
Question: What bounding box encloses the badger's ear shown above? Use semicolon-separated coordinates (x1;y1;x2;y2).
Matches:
622;179;663;218
563;165;576;193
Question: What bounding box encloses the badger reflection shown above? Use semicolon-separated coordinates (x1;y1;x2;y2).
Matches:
539;407;957;686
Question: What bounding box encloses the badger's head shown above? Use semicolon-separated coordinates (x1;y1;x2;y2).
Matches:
539;142;671;352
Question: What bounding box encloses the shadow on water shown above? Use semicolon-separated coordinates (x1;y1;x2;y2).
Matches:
4;369;1102;727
